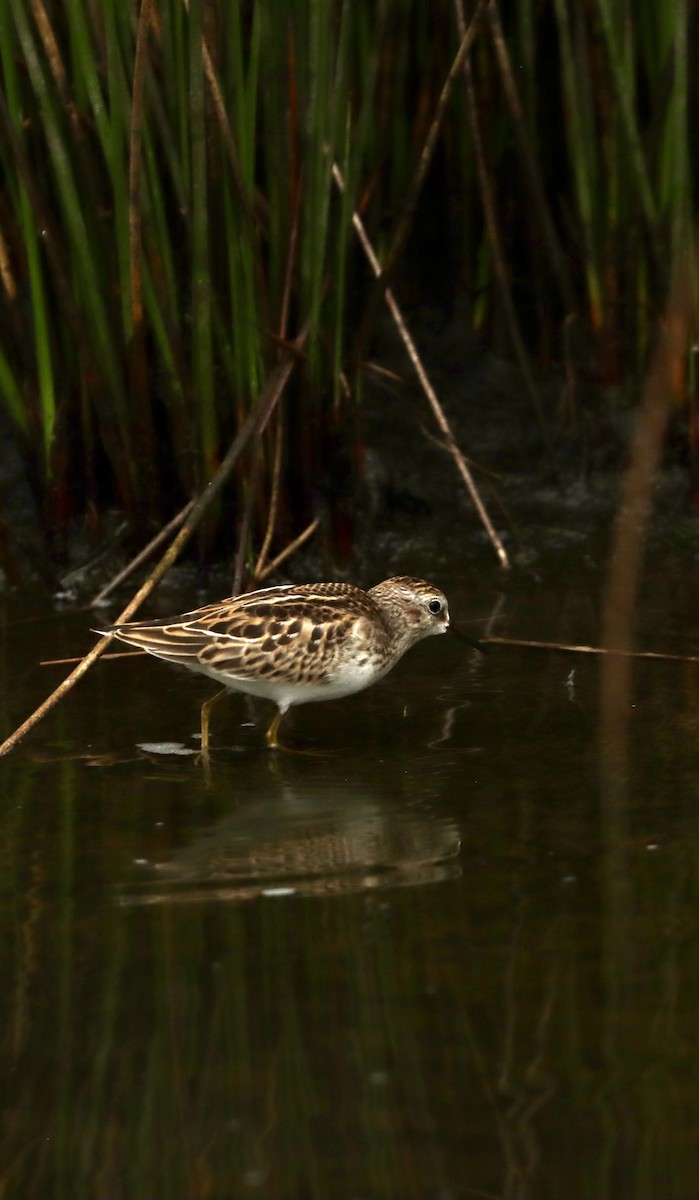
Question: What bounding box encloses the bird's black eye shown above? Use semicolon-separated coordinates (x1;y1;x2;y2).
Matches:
428;598;443;615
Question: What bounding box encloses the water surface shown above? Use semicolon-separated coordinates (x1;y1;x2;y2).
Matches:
2;558;699;1199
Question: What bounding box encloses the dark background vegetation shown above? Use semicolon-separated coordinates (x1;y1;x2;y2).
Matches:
3;10;699;1194
0;0;697;586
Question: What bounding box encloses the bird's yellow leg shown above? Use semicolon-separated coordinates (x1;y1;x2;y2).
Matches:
265;708;285;750
200;687;228;754
265;708;324;756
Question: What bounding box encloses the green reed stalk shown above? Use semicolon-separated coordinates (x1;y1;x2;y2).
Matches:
0;346;26;432
0;0;696;555
652;1;692;267
101;3;134;343
5;0;138;504
594;0;657;235
23;192;55;460
299;0;349;386
6;0;125;413
223;0;265;410
188;0;216;477
0;13;52;445
552;0;603;333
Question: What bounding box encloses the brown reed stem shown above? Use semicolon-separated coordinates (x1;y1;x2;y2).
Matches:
353;6;484;368
456;0;556;472
332;161;510;569
254;414;284;579
254;517;320;585
485;0;575;311
377;5;484;288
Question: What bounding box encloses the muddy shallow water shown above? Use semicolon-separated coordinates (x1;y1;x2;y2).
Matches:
2;534;699;1199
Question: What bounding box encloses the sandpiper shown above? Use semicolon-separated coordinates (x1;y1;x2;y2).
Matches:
98;576;475;751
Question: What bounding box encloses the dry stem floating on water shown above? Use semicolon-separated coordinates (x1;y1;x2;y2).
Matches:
483;637;699;665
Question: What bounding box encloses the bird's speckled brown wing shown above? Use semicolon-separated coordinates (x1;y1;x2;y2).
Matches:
102;583;387;685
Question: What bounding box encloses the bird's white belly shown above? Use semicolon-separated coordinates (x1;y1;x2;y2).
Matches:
197;654;388;713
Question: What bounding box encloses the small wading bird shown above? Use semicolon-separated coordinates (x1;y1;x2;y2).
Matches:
97;576;481;752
